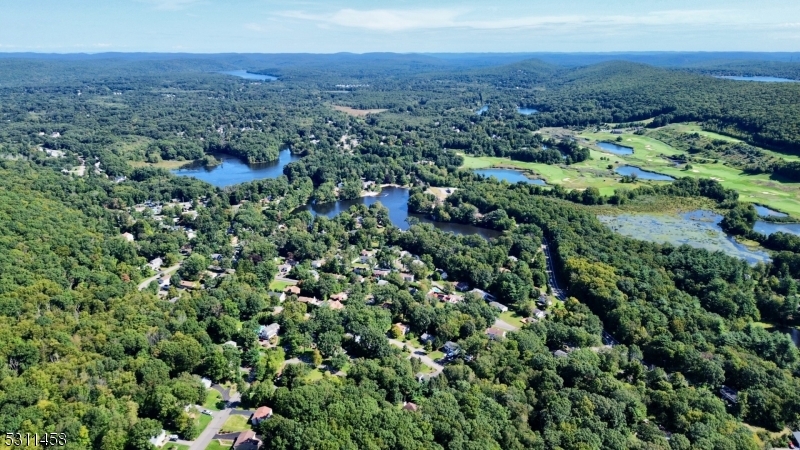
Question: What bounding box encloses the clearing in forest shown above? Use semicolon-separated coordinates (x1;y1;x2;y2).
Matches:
331;105;388;117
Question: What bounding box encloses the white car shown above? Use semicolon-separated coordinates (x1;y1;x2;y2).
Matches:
202;409;213;416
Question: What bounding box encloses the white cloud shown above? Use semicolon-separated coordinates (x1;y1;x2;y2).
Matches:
277;7;747;32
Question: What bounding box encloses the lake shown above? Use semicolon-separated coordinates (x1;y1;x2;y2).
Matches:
597;141;634;155
476;105;488;115
474;168;546;185
598;210;771;264
753;221;800;237
754;205;788;218
172;149;299;187
221;70;277;81
615;165;674;181
715;76;797;83
517;107;538;115
296;186;502;239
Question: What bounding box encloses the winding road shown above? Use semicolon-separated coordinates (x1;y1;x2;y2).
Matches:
389;339;444;378
137;264;181;291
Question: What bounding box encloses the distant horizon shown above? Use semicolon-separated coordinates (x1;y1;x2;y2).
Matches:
2;1;799;53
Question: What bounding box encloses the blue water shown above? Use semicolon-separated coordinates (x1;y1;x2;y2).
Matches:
474;168;546;185
715;76;797;83
597;141;634;155
753;221;800;237
476;105;488;115
615;165;674;181
754;205;789;218
172;149;299;187
296;187;502;239
221;70;277;81
517;107;538;115
599;210;771;265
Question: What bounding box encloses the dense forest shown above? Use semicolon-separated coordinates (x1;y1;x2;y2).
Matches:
1;53;800;450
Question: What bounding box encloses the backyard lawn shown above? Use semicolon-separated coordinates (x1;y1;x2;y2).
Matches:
498;311;525;329
269;279;294;291
204;440;234;450
203;389;224;411
220;415;251;433
163;444;190;450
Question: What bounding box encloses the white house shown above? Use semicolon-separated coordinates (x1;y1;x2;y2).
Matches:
148;258;163;270
200;377;212;389
259;323;280;340
149;429;168;448
121;232;135;242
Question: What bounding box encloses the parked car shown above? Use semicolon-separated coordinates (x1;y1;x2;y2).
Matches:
202;409;213;416
168;435;179;441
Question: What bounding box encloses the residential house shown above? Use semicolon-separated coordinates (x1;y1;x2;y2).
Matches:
298;296;322;307
532;308;547;319
399;273;415;282
394;323;410;336
285;286;301;295
199;377;212;389
179;280;197;290
372;269;391;278
269;292;287;303
720;386;739;404
223;341;238;348
376;280;389;286
233;430;262;450
326;300;345;310
148;430;168;448
311;259;326;269
443;341;460;358
278;264;292;274
470;288;497;301
121;232;135;242
455;282;470;291
485;327;507;340
259;323;280;340
148;258;163;271
420;333;434;344
330;292;348;301
402;402;419;412
488;301;509;313
553;350;569;358
251;406;273;425
207;265;225;273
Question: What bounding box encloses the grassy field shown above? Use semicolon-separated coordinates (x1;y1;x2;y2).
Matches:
204;389;224;411
204;440;234;450
331;105;388;117
164;444;190;450
220;415;251;433
662;123;800;163
498;311;525;329
429;350;445;361
196;413;213;434
128;159;193;170
304;368;325;382
269;279;295;291
461;127;800;216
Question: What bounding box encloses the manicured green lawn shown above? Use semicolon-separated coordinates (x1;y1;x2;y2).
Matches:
196;412;213;434
498;311;525;329
429;350;445;361
220;415;251;433
163;444;190;450
269;279;294;291
204;440;234;450
304;368;325;382
203;389;224;411
462;127;800;217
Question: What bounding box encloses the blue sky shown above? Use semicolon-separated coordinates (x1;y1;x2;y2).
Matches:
2;0;799;53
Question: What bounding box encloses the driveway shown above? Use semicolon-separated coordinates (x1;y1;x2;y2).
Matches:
189;408;231;450
388;339;444;378
137;264;180;291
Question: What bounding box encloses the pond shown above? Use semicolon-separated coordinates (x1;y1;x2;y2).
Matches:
597;141;634;155
753;221;800;237
754;205;788;218
296;186;502;239
221;70;277;81
615;165;674;181
597;210;771;264
476;105;488;115
474;168;546;185
517;107;538;115
172;149;299;187
715;76;797;83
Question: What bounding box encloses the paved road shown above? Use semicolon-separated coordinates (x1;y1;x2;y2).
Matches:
541;239;566;300
189;408;231;450
493;318;519;332
137;264;180;291
388;339;444;378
